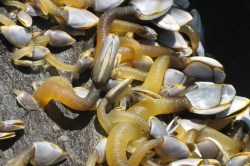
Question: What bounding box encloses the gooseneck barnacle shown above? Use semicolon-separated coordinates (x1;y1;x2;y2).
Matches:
0;0;249;165
32;76;100;111
96;6;140;58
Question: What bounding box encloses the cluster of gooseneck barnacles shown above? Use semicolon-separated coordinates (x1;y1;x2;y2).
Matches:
0;0;249;165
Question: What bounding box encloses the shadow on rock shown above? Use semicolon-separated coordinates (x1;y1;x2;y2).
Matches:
44;102;95;131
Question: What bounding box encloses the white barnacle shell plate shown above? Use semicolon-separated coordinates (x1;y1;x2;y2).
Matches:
190;57;223;69
65;7;99;29
94;138;107;164
18;11;33;27
196;41;205;56
15;91;40;111
184;61;213;80
178;47;193;57
168;7;192;27
26;3;43;16
153;13;179;31
32;46;50;60
226;152;250;166
164;68;186;86
179;119;207;132
73;87;89;98
220;84;236;104
163;84;185;97
93;0;125;12
153;7;192;31
185;84;223;109
93;34;120;84
216;96;249;118
148;117;167;138
1;25;32;48
155;136;190;160
184;57;225;83
31;141;67;165
45;30;76;47
158;31;188;48
130;0;173;20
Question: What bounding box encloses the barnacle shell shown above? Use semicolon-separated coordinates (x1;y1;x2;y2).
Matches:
93;0;125;12
17;11;32;27
31;141;67;166
65;7;99;29
130;0;173;20
1;25;32;48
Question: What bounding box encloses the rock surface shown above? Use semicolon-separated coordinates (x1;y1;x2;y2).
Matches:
0;7;103;166
0;1;250;165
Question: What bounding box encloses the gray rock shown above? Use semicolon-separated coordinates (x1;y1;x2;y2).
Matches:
0;7;104;165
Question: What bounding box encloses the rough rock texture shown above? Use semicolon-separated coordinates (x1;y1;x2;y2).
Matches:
0;1;250;166
0;7;104;166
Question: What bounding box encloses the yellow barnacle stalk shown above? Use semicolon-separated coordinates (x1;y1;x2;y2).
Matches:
138;55;170;93
106;122;141;166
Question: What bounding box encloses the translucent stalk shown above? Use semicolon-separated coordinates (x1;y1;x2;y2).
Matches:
106;122;141;166
12;44;35;61
32;76;100;111
96;98;112;133
96;6;138;58
207;118;233;130
0;13;16;26
198;127;243;154
53;0;92;8
33;35;51;46
182;129;199;144
38;0;68;19
111;20;156;40
128;138;163;166
45;53;80;73
127;96;191;120
141;44;177;57
119;36;142;60
179;24;199;52
2;0;27;10
129;136;148;149
111;66;147;81
138;55;169;93
108;110;149;133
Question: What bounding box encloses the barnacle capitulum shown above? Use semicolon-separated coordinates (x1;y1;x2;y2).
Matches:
92;34;120;86
0;120;25;140
130;0;173;20
64;6;99;29
153;7;193;31
0;0;249;165
93;0;125;12
155;135;191;162
6;141;68;166
1;25;32;48
44;30;76;47
17;11;33;27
